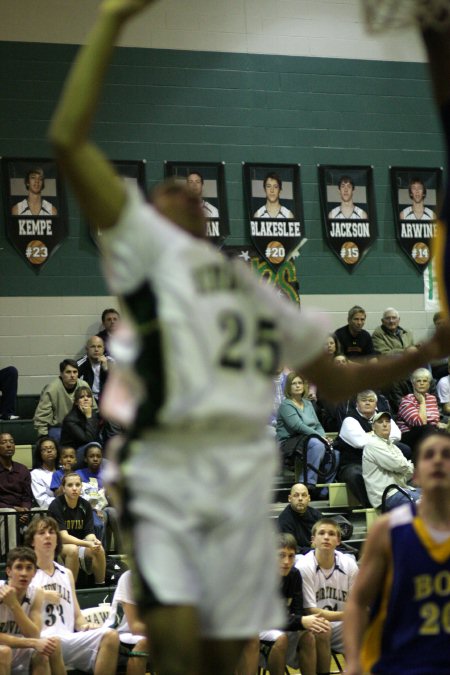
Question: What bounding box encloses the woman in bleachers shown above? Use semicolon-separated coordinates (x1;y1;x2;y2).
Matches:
397;367;447;450
60;386;102;464
30;436;60;508
276;372;339;498
325;333;342;359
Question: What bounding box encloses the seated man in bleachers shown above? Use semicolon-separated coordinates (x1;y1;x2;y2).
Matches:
362;411;420;512
0;432;33;554
97;307;120;356
296;518;358;657
278;483;322;553
371;308;416;356
77;335;114;404
33;358;96;442
25;514;119;675
334;390;407;507
237;533;331;675
0;364;19;420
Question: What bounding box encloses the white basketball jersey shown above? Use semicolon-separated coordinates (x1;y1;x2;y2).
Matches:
32;562;75;634
0;581;35;636
100;185;328;437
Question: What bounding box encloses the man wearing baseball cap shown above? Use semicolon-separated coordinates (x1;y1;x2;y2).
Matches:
362;411;421;511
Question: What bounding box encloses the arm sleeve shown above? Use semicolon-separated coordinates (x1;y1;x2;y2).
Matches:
284;571;306;631
398;395;422;427
48;500;66;532
339;418;370;448
278;402;322;437
82;501;95;536
33;388;53;436
21;468;33;509
364;442;414;476
295;559;316;608
31;471;53;508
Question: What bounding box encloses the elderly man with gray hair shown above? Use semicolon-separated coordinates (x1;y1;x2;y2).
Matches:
372;307;416;356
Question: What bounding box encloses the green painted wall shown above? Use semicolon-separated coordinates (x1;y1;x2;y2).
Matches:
0;41;444;296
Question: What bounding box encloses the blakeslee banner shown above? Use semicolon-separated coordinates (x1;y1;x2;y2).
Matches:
243;163;304;269
318;165;377;272
2;158;67;271
90;160;146;247
165;161;229;247
390;166;443;272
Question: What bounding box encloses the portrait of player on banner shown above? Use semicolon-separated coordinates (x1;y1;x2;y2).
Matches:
2;157;67;270
318;165;377;272
390;166;442;271
165;161;229;245
244;163;304;269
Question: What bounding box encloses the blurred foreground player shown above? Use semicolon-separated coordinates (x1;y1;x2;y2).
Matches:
344;430;450;675
48;1;450;673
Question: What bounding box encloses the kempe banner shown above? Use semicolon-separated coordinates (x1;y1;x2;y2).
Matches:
390;166;442;272
165;161;229;247
243;163;304;269
91;160;146;247
318;165;377;272
2;158;67;271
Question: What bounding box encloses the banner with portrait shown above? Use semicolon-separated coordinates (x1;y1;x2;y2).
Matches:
318;165;377;272
90;160;146;247
390;166;442;272
164;161;229;246
2;157;67;270
243;163;304;269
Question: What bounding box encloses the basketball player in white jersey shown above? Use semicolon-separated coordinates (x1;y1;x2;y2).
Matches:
0;546;66;675
47;1;450;673
25;516;119;675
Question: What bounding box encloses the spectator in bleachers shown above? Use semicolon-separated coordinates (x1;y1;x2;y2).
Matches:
237;533;331;675
30;436;60;508
33;359;96;442
276;373;338;497
362;411;420;511
50;445;77;495
334;306;377;362
436;357;450;416
25;515;120;674
97;307;120;356
397;368;447;451
278;483;322;554
0;545;66;675
334;390;404;507
48;471;106;585
0;364;19;420
371;307;416;356
296;518;358;656
104;569;150;675
76;442;122;552
325;333;342;359
60;386;102;462
77;335;114;403
0;432;33;553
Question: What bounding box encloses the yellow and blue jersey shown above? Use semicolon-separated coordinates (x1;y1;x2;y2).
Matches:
361;503;450;675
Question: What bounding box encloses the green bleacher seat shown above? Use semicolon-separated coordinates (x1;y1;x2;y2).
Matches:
16;395;40;419
0;419;36;445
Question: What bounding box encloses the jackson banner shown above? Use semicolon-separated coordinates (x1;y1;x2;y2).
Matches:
243;163;304;269
2;158;67;271
318;165;377;272
90;160;146;246
165;161;229;247
390;166;442;272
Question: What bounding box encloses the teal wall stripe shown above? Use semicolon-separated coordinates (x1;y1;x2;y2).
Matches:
0;41;444;296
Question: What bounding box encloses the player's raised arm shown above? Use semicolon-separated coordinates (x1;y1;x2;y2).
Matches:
48;0;159;231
